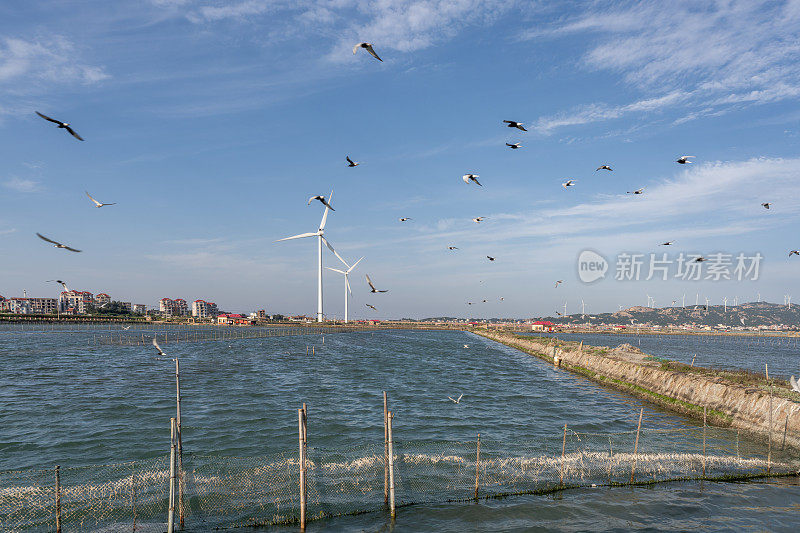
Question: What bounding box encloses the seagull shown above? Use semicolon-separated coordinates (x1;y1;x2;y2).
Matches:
46;279;70;292
487;256;496;261
353;42;382;61
676;156;695;164
463;174;482;186
152;337;166;356
85;191;116;208
761;202;771;209
398;217;412;222
366;274;388;293
556;311;563;316
791;376;800;393
467;302;474;305
506;142;522;149
472;217;486;223
627;187;645;194
463;344;469;348
694;256;706;262
448;394;464;403
122;325;131;330
482;299;488;303
448;246;459;250
555;280;563;288
503;120;527;131
35;111;84;141
499;297;504;301
660;241;674;246
790;250;800;257
366;303;377;310
596;165;613;171
36;233;81;252
346;156;359;167
562;180;576;188
307;195;335;210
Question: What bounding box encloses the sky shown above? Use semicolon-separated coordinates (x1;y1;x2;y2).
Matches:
1;0;800;320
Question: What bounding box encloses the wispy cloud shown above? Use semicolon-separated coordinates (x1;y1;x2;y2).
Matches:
3;177;41;193
0;228;17;236
0;36;109;87
524;0;800;133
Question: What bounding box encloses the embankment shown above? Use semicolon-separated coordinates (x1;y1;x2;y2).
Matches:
475;330;800;449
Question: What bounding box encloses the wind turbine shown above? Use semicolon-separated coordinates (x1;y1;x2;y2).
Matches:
563;301;567;317
723;296;728;312
581;299;586;318
326;256;363;323
682;294;686;307
276;191;345;323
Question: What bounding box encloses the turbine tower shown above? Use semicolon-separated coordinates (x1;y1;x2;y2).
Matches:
327;256;363;323
276;191;344;323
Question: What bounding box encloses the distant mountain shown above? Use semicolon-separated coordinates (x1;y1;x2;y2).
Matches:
538;302;800;328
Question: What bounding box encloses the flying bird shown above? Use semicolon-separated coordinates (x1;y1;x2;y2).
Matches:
448;394;464;404
472;217;486;223
487;256;496;261
499;297;504;301
448;246;459;250
46;279;70;292
152;337;166;356
122;325;131;330
463;174;482;186
627;188;645;194
366;274;388;293
506;142;522;149
676;155;695;164
36;233;81;252
555;280;563;288
463;344;469;348
503;120;527;131
398;217;412;222
660;241;674;246
761;202;771;209
365;303;377;311
308;195;335;210
353;42;382;61
35;111;84;141
85;191;115;208
596;165;613;171
694;256;706;262
556;311;563;316
790;250;800;257
562;180;576;188
482;299;488;303
346;156;359;167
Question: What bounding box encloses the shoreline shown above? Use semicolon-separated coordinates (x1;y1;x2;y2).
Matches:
474;329;800;450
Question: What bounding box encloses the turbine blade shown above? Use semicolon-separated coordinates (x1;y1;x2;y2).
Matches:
345;276;352;295
276;232;318;242
321;236;348;267
347;256;364;273
326;267;347;274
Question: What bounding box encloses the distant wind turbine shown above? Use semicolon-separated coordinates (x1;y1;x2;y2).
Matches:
277;191;344;322
326;256;363;323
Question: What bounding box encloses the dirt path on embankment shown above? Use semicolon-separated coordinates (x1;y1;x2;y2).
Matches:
474;330;800;449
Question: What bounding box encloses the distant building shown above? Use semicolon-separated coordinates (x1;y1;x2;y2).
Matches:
95;293;111;305
160;298;189;317
257;309;267;319
531;321;555;332
5;298;32;314
217;313;251;326
118;301;132;312
29;297;58;314
192;300;219;319
132;304;147;314
60;290;94;314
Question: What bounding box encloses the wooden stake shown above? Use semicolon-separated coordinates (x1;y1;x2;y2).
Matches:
299;409;306;530
174;358;184;528
702;406;707;477
630;408;643;484
387;411;396;519
782;417;788;451
383;391;389;506
560;423;567;486
474;434;481;500
55;465;61;533
691;353;696;367
168;418;176;533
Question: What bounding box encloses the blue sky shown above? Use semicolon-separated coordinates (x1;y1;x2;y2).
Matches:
1;0;800;319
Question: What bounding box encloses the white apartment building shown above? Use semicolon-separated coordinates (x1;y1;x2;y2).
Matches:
192;299;219;318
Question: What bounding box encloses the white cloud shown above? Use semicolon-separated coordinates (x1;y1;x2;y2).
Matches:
3;177;41;193
525;0;800;133
0;36;109;87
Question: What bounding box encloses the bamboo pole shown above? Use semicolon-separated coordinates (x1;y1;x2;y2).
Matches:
702;406;707;477
630;408;643;484
55;465;61;533
168;418;176;533
298;409;306;530
560;423;567;486
387;411;396;519
474;434;481;500
383;391;389;506
174;358;184;528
